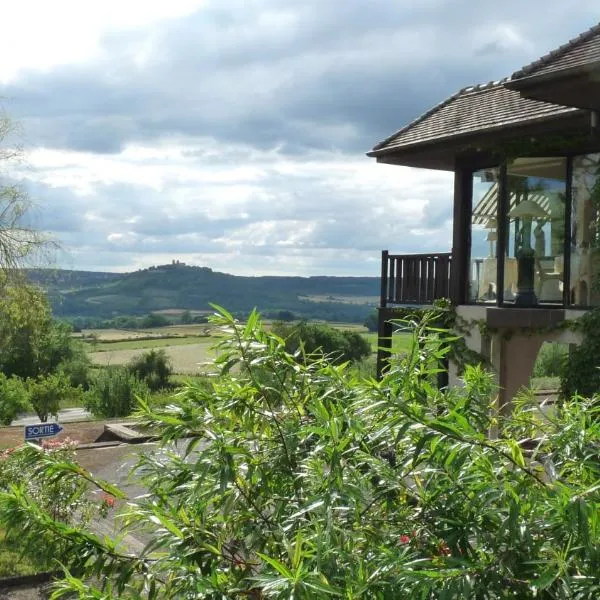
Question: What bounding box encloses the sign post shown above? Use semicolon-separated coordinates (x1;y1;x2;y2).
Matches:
24;423;63;442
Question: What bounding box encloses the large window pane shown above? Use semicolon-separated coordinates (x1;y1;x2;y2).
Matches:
571;154;600;306
504;158;566;305
470;168;499;302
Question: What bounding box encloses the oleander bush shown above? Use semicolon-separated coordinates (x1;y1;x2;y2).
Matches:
0;307;599;598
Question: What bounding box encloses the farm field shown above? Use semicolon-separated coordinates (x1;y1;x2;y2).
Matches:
88;336;209;352
89;341;214;374
78;323;213;341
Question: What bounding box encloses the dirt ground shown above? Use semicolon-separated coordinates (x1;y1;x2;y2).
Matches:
0;421;108;449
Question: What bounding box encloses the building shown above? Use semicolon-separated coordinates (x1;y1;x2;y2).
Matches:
369;22;600;409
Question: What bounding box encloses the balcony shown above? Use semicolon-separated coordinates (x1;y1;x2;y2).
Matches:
377;251;452;380
380;250;452;307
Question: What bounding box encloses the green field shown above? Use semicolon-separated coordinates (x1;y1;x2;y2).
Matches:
86;336;209;352
363;331;413;355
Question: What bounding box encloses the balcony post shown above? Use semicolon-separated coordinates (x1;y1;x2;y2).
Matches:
450;164;472;305
380;250;389;308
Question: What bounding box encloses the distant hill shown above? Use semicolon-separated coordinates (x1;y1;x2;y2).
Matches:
27;264;381;323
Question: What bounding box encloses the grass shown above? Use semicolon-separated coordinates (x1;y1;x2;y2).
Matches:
86;336;210;352
363;331;413;355
0;530;47;577
530;376;560;391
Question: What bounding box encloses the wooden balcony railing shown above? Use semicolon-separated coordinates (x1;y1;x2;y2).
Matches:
380;250;452;306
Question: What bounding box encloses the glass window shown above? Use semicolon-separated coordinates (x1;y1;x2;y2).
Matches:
470;168;499;303
503;158;566;305
571;154;600;307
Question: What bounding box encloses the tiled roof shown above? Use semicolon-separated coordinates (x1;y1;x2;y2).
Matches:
369;81;578;155
512;22;600;79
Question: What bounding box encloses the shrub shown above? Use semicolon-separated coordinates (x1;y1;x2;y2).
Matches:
57;343;93;390
85;366;148;418
3;308;600;598
272;321;371;364
561;307;600;398
532;342;568;378
0;374;29;425
127;349;172;391
0;439;96;573
27;373;76;423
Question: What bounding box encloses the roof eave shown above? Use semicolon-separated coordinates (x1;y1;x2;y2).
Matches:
506;60;600;91
367;107;583;160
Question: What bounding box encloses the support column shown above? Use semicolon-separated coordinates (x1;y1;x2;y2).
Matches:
449;164;472;305
490;333;543;416
376;309;393;379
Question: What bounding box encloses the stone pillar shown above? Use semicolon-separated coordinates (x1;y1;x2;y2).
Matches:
490;333;543;415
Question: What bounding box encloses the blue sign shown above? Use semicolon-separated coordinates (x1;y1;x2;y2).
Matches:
24;423;63;441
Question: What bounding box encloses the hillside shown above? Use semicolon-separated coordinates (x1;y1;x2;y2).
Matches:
28;264;380;322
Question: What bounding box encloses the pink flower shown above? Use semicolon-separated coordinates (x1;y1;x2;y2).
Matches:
101;493;116;508
399;535;411;544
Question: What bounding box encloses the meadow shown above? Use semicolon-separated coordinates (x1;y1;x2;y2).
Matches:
83;322;414;375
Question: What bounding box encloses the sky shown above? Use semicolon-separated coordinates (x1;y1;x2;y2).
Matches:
0;0;598;276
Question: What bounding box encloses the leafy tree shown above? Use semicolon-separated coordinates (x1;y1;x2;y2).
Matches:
141;313;170;328
0;285;75;380
364;310;378;332
127;349;172;391
0;374;29;425
275;309;296;322
57;343;93;390
85;367;149;418
2;308;600;597
180;310;193;324
272;320;371;364
0;114;56;275
27;373;76;423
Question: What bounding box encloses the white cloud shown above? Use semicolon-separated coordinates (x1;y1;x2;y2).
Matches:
0;0;206;82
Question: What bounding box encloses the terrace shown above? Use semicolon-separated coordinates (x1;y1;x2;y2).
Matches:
370;22;600;405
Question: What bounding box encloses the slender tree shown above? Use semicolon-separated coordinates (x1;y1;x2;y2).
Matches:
0;110;56;277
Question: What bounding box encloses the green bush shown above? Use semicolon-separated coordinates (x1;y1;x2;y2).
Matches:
127;349;172;391
0;439;95;574
27;373;77;423
57;343;93;390
0;374;29;425
561;307;600;398
85;366;149;418
532;342;568;378
272;321;371;364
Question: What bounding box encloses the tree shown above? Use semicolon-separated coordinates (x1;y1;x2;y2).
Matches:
0;285;75;379
3;309;600;598
127;349;172;391
27;373;76;423
0;113;56;276
0;374;29;425
180;310;193;324
141;313;171;328
364;310;378;332
272;320;371;364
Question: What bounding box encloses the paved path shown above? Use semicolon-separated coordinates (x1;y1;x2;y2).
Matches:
12;408;92;426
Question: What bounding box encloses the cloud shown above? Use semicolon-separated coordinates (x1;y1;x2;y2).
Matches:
0;1;598;274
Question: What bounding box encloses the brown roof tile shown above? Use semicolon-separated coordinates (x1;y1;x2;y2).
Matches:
512;22;600;79
369;81;577;155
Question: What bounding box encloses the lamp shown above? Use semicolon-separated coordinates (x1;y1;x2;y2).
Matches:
486;231;498;258
485;218;498;258
509;199;549;306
